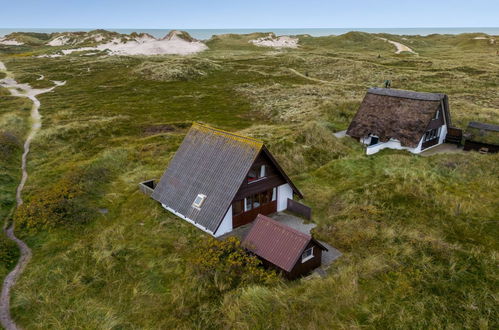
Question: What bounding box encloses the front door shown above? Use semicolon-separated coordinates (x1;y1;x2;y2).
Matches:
232;188;277;228
369;136;379;146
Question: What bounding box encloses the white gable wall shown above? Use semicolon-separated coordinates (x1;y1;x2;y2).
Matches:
277;183;293;211
214;206;233;237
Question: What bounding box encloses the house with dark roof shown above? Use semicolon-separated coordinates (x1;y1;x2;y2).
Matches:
463;121;499;153
347;88;452;155
242;214;327;279
151;123;303;237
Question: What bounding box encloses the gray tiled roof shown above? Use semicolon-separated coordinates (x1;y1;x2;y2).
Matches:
151;123;263;233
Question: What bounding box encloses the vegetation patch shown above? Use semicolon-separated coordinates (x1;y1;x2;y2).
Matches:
133;57;222;81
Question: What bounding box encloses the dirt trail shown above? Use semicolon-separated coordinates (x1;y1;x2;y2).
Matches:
0;61;65;330
379;37;417;54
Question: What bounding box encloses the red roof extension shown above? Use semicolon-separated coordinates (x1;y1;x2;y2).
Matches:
242;214;325;272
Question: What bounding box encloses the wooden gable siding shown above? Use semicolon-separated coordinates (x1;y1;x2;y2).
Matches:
257;241;323;280
426;105;445;130
233;151;286;201
286;241;323;279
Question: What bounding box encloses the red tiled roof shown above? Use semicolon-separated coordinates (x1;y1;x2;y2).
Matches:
242;214;313;272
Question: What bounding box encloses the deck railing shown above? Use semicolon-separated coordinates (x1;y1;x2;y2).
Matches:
287;199;312;220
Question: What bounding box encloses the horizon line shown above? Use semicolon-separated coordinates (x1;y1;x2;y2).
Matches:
1;26;498;30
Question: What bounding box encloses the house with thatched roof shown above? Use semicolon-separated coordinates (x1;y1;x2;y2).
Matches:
463;122;499;153
347;88;452;155
242;214;327;279
149;123;303;237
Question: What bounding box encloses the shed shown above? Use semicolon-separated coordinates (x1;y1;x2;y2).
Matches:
463;121;499;153
242;214;327;279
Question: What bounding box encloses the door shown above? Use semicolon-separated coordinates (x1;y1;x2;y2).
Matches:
369;136;379;146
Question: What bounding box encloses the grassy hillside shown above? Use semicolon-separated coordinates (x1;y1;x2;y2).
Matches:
0;86;30;279
0;31;498;329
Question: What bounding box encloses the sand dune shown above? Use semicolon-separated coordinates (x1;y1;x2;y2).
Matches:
250;34;299;48
44;31;207;56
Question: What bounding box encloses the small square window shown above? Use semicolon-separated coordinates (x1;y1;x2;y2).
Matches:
192;194;206;209
301;247;314;263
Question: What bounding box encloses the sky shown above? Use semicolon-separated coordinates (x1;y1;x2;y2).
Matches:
0;0;497;29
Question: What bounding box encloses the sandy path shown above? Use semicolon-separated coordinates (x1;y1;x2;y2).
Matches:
0;61;65;330
379;37;417;54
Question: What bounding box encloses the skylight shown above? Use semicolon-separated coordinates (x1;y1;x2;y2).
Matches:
192;194;206;209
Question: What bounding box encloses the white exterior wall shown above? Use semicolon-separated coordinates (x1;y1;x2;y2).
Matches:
214;206;233;237
161;204;215;236
364;138;422;155
362;123;448;155
438;124;448;144
277;183;293;212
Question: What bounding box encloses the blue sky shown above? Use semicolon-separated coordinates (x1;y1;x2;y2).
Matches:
0;0;497;28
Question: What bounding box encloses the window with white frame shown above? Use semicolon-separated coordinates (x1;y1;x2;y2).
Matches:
301;247;314;263
192;194;206;209
247;165;268;183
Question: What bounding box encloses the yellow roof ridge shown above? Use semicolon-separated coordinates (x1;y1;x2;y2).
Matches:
191;122;263;148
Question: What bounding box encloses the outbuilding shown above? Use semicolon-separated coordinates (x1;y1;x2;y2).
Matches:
242;214;327;279
463;121;499;153
347;88;452;155
150;123;303;237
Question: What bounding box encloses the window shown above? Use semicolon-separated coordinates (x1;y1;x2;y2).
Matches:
247;165;268;183
232;200;244;216
301;247;314;263
242;189;274;212
260;165;266;178
192;194;206;209
424;128;440;142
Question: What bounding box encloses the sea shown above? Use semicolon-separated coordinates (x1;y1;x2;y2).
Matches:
1;27;498;40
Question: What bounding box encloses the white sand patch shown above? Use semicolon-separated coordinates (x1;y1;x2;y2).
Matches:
379;37;417;54
53;34;207;56
250;34;299;48
36;54;63;58
93;34;104;42
473;36;496;44
0;38;24;46
48;36;70;46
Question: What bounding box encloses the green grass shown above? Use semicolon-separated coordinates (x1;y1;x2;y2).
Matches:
0;87;30;278
0;31;498;329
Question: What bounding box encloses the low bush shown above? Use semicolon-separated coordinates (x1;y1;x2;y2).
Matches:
14;169;92;231
189;236;279;294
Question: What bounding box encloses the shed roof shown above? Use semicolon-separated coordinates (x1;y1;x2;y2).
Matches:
347;88;448;148
465;121;499;145
242;214;326;272
152;123;301;234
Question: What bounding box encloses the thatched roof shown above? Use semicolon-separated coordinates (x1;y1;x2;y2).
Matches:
347;88;448;148
465;121;499;145
152;123;301;234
